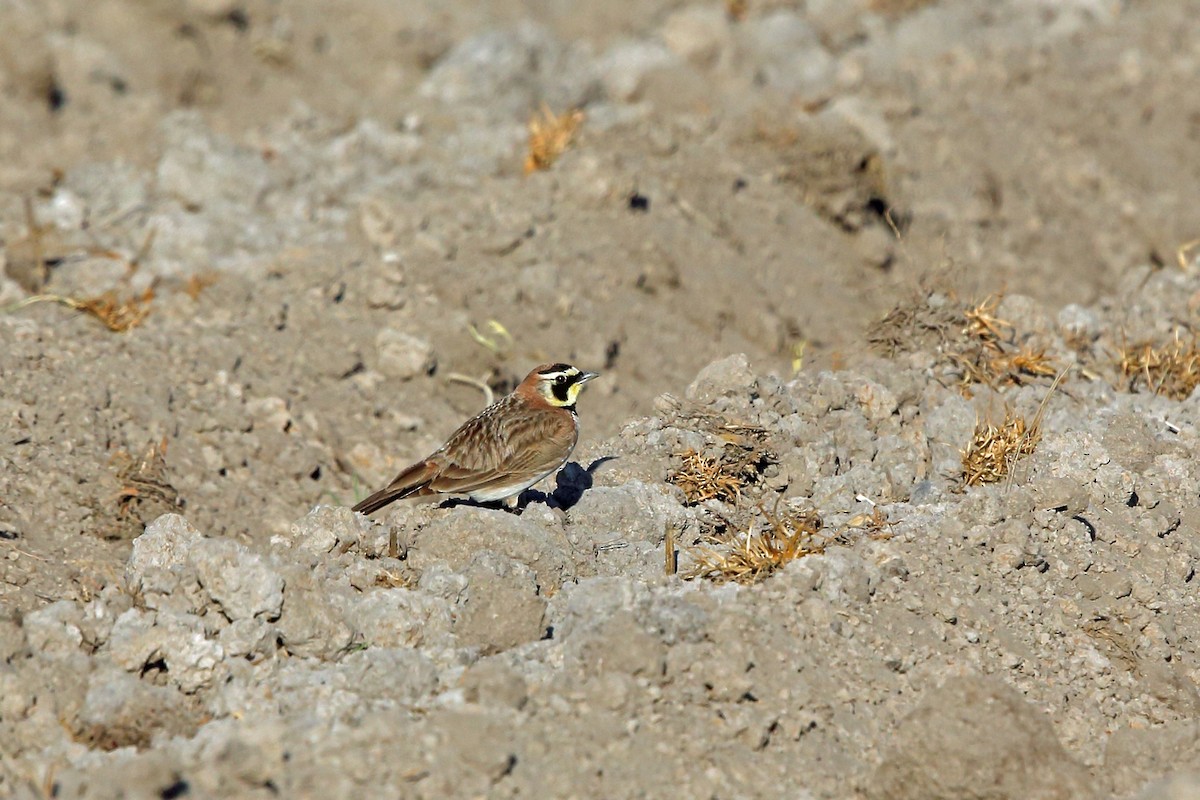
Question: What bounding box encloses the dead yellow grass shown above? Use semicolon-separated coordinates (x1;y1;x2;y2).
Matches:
665;412;775;506
98;438;182;539
869;293;1059;390
951;296;1058;390
668;449;749;504
961;365;1066;487
1118;333;1200;400
868;0;939;13
184;272;219;301
963;295;1011;340
954;344;1058;389
685;504;825;584
374;568;414;589
1178;238;1200;270
3;286;155;332
75;287;156;332
844;506;895;539
1003;346;1058;378
523;105;584;174
961;410;1041;487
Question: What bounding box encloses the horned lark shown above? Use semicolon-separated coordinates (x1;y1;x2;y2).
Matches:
352;363;599;515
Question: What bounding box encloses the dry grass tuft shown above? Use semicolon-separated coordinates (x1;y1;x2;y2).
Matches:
868;0;939;14
867;291;959;357
669;449;748;504
1118;333;1200;400
667;412;776;505
961;366;1066;487
962;295;1010;340
98;438;182;539
954;343;1058;389
871;293;1060;391
844;506;895;539
3;285;156;332
184;272;219;301
75;287;156;332
961;410;1041;487
374;568;414;589
950;296;1058;390
524;104;584;174
685;503;824;584
1003;345;1058;379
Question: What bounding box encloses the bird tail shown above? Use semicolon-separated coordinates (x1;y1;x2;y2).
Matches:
351;461;437;515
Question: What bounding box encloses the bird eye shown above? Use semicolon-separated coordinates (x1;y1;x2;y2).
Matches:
554;374;567;386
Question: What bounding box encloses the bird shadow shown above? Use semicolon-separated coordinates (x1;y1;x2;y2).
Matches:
439;497;508;512
437;456;618;513
543;456;618;510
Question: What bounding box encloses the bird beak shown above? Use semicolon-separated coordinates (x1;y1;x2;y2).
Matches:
578;371;600;384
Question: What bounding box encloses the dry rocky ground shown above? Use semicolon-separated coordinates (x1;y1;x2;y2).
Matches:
2;0;1200;798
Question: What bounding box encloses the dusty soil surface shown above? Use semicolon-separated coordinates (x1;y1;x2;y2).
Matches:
3;0;1200;797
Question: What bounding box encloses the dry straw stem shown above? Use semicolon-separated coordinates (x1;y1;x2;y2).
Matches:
446;372;496;406
1178;238;1200;271
467;319;513;356
685;503;825;585
665;522;678;577
1118;333;1200;400
2;286;155;332
523;105;584;174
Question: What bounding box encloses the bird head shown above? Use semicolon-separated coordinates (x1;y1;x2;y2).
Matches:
525;363;600;409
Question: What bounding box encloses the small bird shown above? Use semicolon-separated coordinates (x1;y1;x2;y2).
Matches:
352;363;599;515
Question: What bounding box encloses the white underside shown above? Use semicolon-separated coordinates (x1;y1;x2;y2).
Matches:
467;465;562;503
